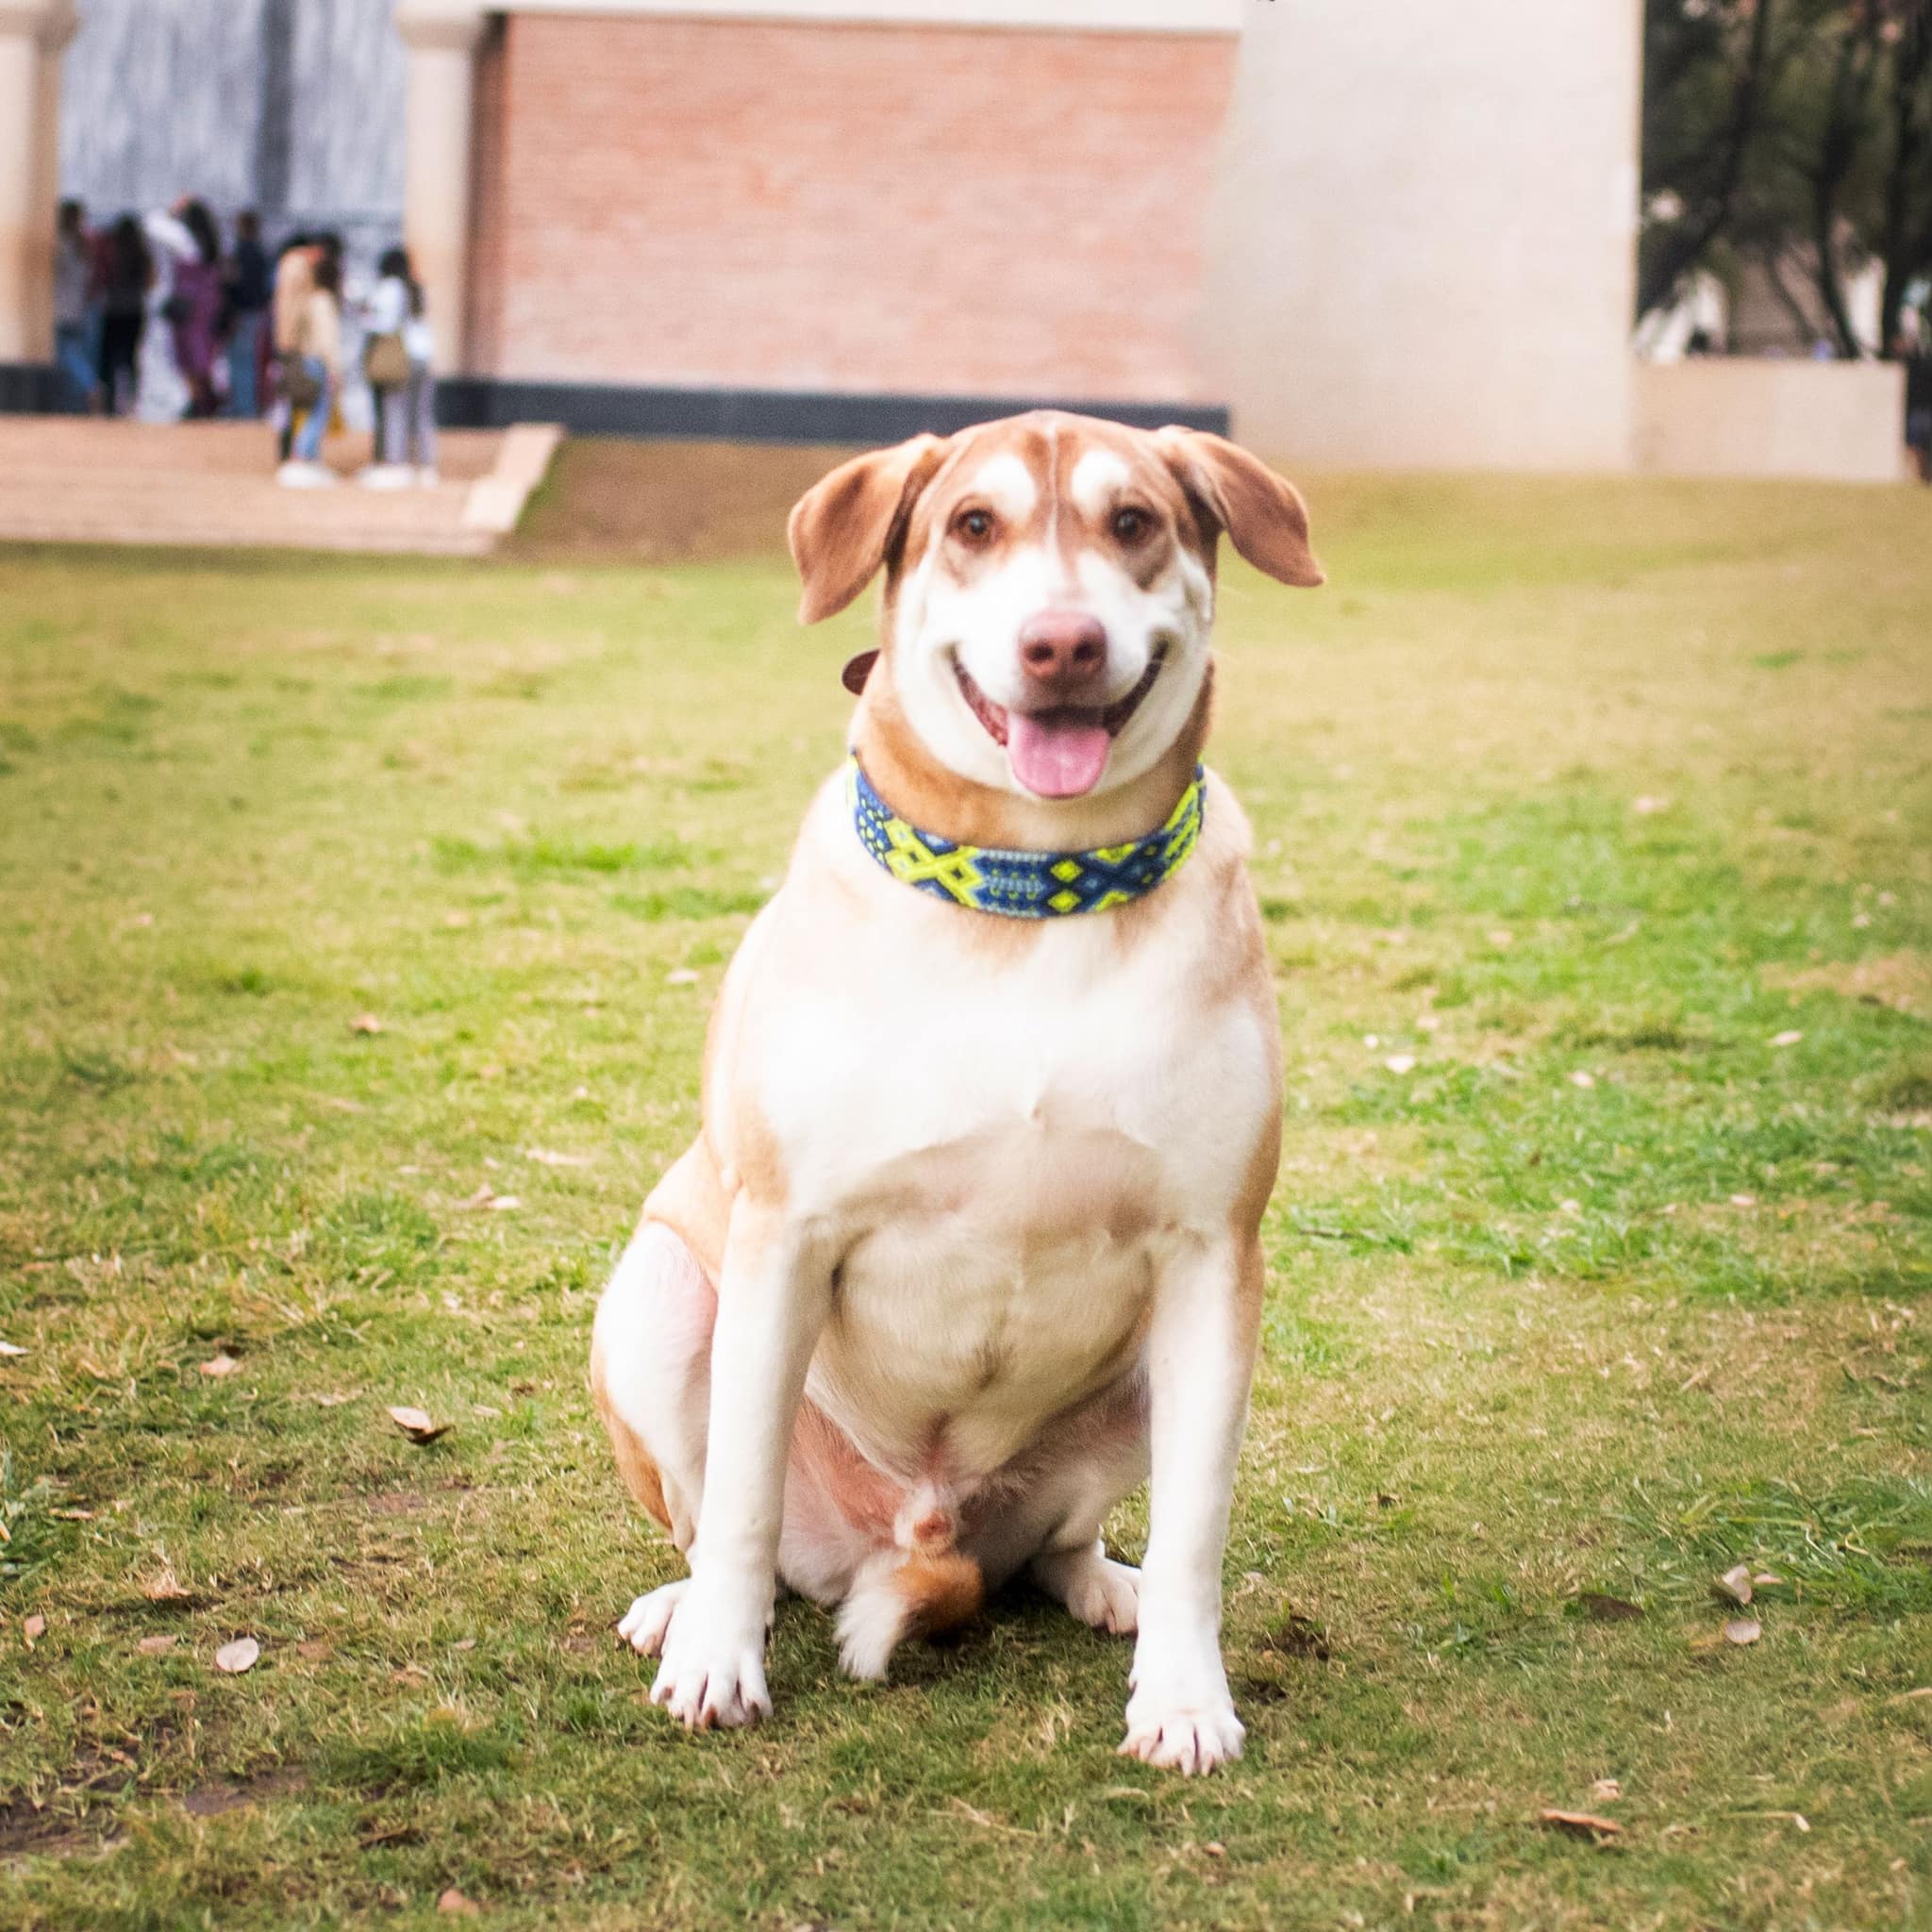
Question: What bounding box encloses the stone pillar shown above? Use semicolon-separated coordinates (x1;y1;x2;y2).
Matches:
1201;0;1643;472
396;0;488;374
0;0;76;369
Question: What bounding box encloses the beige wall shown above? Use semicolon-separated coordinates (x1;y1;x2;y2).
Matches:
1203;0;1642;471
0;1;75;365
1635;359;1909;483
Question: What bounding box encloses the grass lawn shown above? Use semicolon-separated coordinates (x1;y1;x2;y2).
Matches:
2;457;1929;1930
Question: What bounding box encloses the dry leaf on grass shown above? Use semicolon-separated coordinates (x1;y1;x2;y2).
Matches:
387;1405;452;1444
1569;1070;1597;1089
1590;1778;1623;1802
1541;1807;1623;1839
214;1637;260;1674
1716;1563;1754;1606
143;1572;192;1603
1771;1030;1804;1048
1724;1618;1761;1646
0;1339;26;1357
525;1147;589;1168
1384;1054;1417;1075
199;1354;240;1378
349;1013;384;1035
137;1634;178;1656
23;1614;45;1647
665;968;700;986
437;1890;482;1916
457;1186;520;1213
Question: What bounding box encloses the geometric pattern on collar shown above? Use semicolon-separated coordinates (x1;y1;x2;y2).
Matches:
847;757;1206;919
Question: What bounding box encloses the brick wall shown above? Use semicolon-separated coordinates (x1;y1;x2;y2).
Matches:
469;14;1235;401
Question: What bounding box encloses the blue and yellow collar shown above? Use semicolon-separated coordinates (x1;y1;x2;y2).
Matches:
847;758;1205;918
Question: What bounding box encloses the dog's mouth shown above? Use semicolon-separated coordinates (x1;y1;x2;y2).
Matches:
954;649;1166;800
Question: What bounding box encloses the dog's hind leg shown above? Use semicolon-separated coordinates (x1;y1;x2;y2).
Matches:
975;1374;1151;1638
591;1217;716;1654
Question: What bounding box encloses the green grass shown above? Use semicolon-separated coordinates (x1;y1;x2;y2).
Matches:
2;466;1930;1929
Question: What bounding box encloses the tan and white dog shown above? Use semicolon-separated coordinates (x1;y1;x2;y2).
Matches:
591;410;1321;1774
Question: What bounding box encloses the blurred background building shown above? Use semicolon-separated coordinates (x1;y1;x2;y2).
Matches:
0;0;1914;477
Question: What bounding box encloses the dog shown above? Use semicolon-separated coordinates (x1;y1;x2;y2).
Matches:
591;410;1321;1774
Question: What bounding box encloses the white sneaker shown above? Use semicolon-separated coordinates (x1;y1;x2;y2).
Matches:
357;463;413;491
276;460;336;490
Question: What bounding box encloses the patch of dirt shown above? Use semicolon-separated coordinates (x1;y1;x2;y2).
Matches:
176;1769;308;1818
504;438;854;565
365;1491;429;1517
1768;950;1929;1017
1258;1611;1334;1661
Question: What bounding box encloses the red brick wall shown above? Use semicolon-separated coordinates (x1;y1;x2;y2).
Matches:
471;15;1236;400
465;21;508;374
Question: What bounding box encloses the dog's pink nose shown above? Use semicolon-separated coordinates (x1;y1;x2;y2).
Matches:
1017;610;1108;690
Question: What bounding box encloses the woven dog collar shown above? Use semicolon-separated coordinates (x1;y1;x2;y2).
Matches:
847;758;1206;918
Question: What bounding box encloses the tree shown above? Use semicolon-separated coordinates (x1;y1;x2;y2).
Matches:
1640;0;1932;355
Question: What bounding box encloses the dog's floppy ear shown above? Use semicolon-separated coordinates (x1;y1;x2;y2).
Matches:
1155;427;1324;589
788;434;949;625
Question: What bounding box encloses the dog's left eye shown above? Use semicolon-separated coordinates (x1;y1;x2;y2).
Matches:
955;508;996;544
1111;506;1153;543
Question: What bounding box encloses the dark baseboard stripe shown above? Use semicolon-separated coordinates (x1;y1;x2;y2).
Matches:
436;378;1229;443
0;363;63;413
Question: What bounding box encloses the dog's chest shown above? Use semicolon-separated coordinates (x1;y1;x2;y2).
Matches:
744;906;1268;1473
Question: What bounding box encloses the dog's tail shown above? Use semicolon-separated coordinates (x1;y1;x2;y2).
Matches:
834;1489;983;1681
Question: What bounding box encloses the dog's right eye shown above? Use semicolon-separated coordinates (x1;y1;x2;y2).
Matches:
954;508;996;544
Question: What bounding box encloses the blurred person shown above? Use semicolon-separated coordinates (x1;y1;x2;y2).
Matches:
223;208;272;419
1903;330;1932;486
277;253;342;488
53;200;98;411
98;214;151;417
137;205;193;421
271;231;319;461
358;246;435;488
171;198;224;416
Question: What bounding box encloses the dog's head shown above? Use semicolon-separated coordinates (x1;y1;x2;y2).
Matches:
789;412;1322;805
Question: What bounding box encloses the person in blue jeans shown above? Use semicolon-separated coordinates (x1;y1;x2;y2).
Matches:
277;256;342;487
53;201;98;411
223;209;271;418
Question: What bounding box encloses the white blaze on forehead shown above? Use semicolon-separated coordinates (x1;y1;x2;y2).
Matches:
1070;448;1131;522
965;452;1040;522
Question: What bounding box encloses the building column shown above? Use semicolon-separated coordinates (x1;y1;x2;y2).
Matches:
0;0;76;370
396;0;489;375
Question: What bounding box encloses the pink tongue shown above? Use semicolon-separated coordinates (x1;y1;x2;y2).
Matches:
1006;712;1112;798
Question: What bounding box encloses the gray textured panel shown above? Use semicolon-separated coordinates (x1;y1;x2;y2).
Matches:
58;0;403;232
289;0;406;216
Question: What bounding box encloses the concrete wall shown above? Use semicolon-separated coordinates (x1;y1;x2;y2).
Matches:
469;11;1235;400
1635;359;1909;483
1203;0;1643;471
59;0;404;230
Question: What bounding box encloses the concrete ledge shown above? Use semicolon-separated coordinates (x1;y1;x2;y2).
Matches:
1635;359;1909;484
462;422;563;535
492;0;1241;32
437;378;1228;444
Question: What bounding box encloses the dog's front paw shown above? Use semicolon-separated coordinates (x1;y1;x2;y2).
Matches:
646;1591;772;1731
1119;1653;1243;1774
616;1578;689;1657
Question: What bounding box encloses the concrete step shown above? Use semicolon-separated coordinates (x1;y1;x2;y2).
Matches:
0;417;558;556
